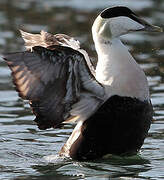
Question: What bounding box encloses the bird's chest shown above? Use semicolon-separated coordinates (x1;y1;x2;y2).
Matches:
95;55;149;100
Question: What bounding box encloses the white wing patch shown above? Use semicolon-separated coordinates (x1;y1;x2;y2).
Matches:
70;93;103;122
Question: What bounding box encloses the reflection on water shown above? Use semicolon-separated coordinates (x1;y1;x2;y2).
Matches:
0;0;164;179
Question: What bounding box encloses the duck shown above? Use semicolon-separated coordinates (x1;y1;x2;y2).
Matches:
3;6;162;160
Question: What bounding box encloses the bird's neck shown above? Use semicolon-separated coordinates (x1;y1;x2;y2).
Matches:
93;36;149;101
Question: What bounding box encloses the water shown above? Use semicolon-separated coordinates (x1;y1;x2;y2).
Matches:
0;0;164;179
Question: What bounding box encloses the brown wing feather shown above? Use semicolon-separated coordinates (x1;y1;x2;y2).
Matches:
20;30;95;75
20;30;80;50
3;46;82;129
4;45;104;130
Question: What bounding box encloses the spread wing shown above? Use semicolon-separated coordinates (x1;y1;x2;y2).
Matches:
3;31;105;130
20;30;96;76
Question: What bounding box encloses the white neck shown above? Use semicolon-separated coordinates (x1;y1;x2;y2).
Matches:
94;36;149;101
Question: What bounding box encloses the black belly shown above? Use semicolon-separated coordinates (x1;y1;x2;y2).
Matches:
69;95;153;160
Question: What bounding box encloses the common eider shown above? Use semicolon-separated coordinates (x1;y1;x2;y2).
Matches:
3;6;162;160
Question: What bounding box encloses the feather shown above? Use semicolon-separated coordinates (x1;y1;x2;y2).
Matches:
3;44;105;129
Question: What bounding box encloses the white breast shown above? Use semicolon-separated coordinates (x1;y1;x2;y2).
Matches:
95;38;149;101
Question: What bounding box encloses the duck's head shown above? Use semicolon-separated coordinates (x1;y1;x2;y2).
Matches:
92;6;162;40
